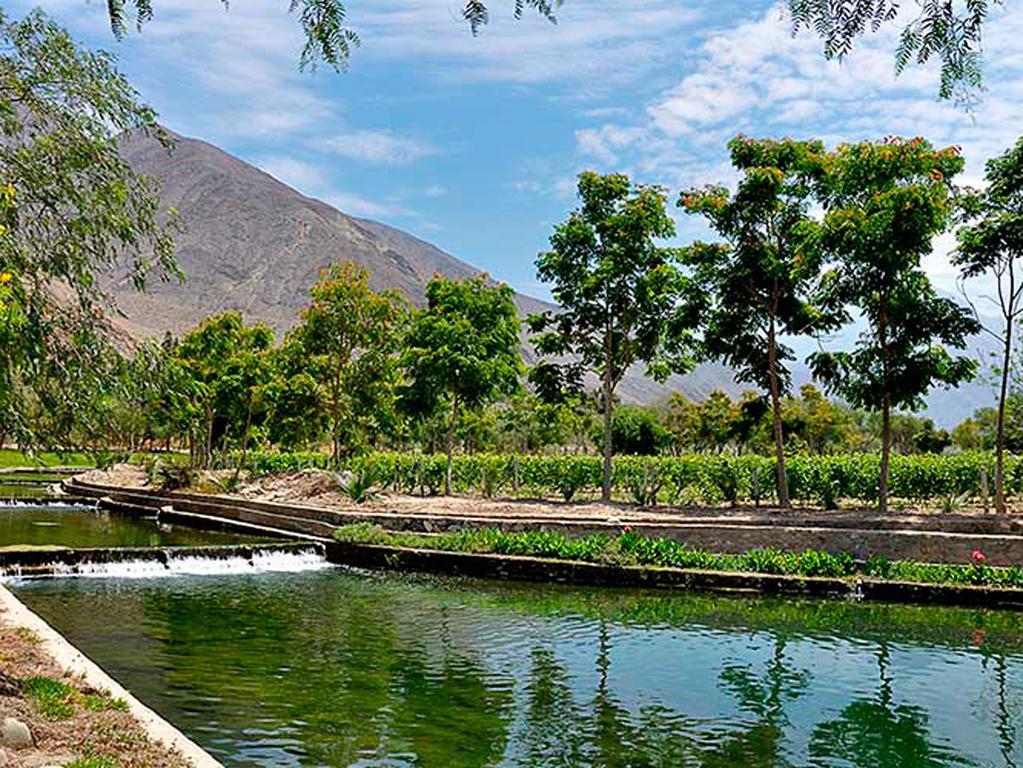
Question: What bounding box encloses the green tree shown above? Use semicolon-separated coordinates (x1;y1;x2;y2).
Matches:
289;262;407;466
0;10;177;450
402;274;522;494
177;312;274;467
680;136;839;506
593;404;671;456
810;137;980;513
789;0;992;100
530;171;697;501
954;136;1023;513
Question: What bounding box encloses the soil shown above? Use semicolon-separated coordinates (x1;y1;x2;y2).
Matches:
0;614;188;768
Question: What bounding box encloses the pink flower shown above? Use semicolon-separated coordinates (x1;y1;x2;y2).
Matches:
623;525;633;533
972;549;987;565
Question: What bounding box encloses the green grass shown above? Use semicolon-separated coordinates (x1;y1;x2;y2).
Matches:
0;448;93;469
334;523;1023;589
21;676;77;719
20;676;129;720
66;757;120;768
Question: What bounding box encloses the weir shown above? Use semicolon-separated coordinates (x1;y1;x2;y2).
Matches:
0;542;331;580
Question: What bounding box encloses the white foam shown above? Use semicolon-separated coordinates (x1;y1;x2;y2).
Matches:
1;548;332;581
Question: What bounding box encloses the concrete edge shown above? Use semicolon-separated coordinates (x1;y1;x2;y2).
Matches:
0;584;223;768
326;541;1023;609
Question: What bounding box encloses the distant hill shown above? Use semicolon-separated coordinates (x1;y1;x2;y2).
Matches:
110;128;739;404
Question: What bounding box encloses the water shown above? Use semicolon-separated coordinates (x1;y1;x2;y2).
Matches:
14;569;1023;767
0;502;272;549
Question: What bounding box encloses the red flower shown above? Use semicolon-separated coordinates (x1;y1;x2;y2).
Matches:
972;549;986;565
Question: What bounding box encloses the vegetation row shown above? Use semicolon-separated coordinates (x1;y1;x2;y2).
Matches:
333;524;1021;589
244;449;1010;508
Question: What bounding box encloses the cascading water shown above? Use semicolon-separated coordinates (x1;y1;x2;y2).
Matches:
1;546;332;581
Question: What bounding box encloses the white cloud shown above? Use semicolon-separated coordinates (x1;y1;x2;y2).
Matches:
422;184;446;197
351;0;704;91
318;130;438;165
324;192;413;219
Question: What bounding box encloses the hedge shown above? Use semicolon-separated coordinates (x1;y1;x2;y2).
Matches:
242;450;1012;506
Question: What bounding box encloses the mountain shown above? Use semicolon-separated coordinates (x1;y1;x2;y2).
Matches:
111;129;997;426
111;128;739;403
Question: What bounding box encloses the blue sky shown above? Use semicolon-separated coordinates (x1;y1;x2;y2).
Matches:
18;0;1023;302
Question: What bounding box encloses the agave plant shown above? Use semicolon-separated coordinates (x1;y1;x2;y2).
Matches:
333;468;380;504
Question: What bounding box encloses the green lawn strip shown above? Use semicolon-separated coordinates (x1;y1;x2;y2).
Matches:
0;449;94;469
21;676;129;720
333;523;1022;589
66;757;120;768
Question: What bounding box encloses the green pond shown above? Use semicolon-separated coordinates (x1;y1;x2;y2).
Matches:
0;502;270;548
14;568;1023;767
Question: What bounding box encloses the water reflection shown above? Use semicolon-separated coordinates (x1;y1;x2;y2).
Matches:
15;570;1023;767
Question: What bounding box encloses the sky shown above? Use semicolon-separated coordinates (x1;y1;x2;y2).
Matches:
16;0;1023;303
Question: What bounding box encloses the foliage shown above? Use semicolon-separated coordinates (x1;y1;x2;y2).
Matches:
597;404;671;456
175;312;274;467
788;0;990;101
288;262;407;466
401;274;523;493
954;135;1023;513
680;136;841;505
334;523;1023;588
248;449;1008;507
810;137;980;513
530;171;698;500
333;467;381;503
0;10;177;450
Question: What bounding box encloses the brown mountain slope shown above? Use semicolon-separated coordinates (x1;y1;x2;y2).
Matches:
110;128;738;403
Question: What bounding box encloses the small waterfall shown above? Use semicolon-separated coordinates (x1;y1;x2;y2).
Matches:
0;499;95;509
1;545;332;581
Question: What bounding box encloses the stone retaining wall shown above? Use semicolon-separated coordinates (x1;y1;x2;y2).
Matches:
66;477;1023;565
326;541;1023;609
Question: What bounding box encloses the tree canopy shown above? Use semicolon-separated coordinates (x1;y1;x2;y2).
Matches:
0;9;177;450
530;171;697;500
810;137;980;512
680;136;839;506
402;273;523;493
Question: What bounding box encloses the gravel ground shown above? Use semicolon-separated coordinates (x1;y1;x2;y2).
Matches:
0;614;189;768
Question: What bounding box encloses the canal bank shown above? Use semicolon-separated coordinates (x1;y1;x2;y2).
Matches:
0;583;222;767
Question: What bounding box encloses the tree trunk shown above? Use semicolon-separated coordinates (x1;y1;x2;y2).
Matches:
878;297;891;515
880;392;891;515
996;315;1012;514
767;316;790;508
445;391;459;496
601;349;614;504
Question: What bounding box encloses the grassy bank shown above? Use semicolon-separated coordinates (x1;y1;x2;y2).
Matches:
334;523;1023;589
0;448;94;469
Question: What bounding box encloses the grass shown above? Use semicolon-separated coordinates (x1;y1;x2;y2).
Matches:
334;523;1023;589
66;758;120;768
21;676;129;720
0;448;93;469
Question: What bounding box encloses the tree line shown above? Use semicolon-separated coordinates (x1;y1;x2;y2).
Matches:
4;11;1023;514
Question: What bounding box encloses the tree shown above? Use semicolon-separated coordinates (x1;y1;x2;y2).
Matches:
529;172;697;501
402;274;522;494
680;136;839;507
289;262;407;466
593;404;671;456
810;137;980;513
0;10;177;450
788;0;992;101
954;136;1023;513
176;312;274;467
